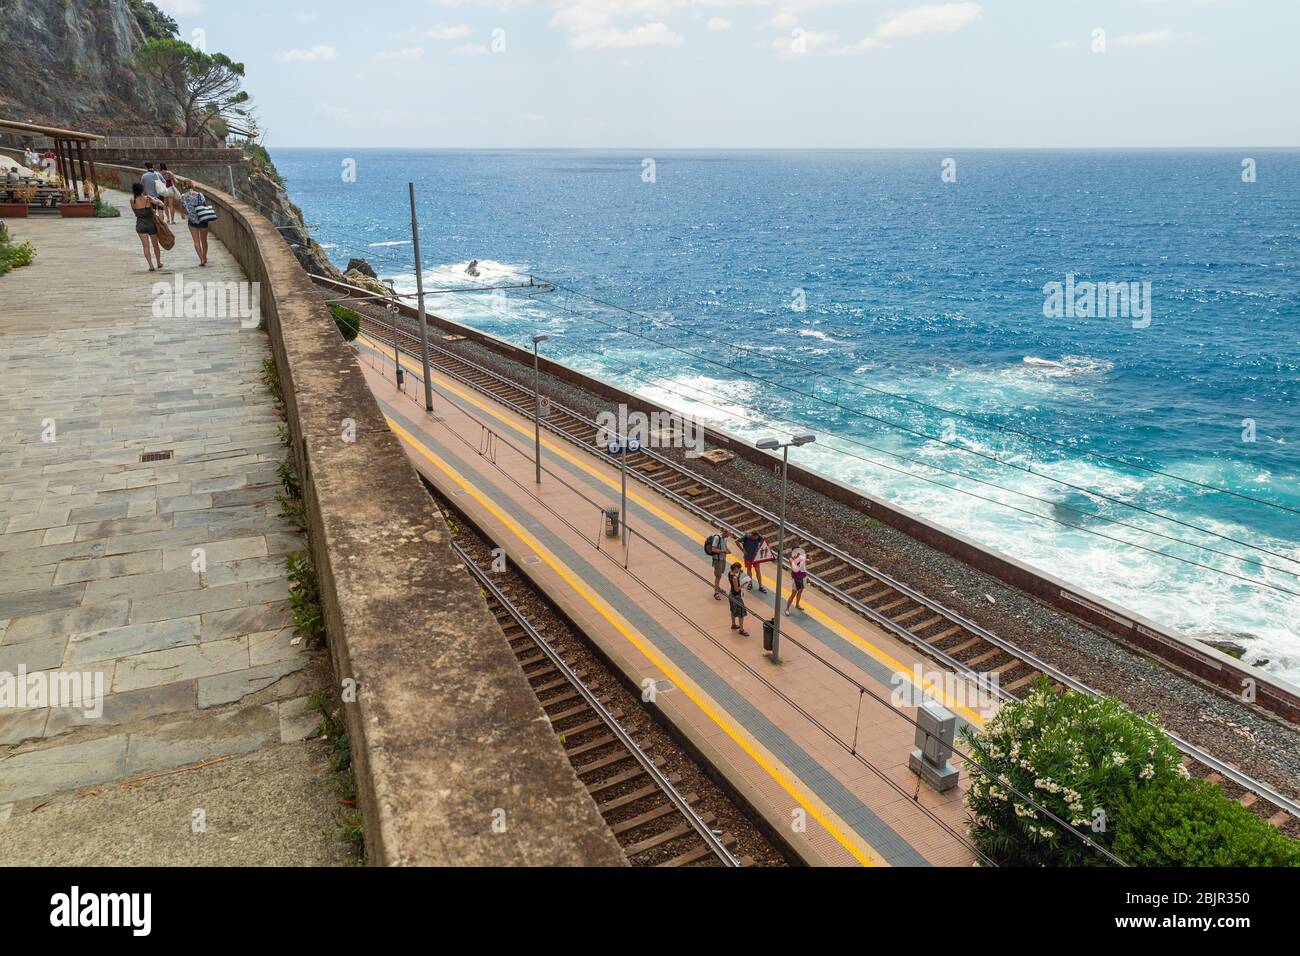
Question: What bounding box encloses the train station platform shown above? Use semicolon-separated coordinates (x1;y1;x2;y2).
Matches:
353;330;996;867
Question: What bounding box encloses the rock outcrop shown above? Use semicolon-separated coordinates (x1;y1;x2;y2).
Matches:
0;0;176;134
346;258;379;279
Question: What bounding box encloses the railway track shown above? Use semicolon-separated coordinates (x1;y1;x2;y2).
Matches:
451;537;744;866
353;311;1300;837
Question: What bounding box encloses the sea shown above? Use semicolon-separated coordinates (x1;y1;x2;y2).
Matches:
271;148;1300;684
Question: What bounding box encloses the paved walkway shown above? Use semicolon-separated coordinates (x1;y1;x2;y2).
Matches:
354;331;995;867
0;191;349;864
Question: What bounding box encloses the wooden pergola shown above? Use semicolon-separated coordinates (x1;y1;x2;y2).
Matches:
0;118;104;202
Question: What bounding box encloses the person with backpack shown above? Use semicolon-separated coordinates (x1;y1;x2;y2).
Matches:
704;526;732;600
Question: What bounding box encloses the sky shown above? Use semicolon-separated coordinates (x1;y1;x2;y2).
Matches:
152;0;1299;149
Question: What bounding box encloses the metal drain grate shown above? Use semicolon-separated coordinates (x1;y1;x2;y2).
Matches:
140;450;174;463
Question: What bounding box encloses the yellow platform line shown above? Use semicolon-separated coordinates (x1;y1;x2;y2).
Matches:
357;333;986;726
381;409;881;867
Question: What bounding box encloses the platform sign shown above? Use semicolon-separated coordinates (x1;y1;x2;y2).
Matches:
539;395;552;418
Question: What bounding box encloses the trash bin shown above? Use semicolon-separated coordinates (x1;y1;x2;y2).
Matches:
602;507;620;538
762;618;775;651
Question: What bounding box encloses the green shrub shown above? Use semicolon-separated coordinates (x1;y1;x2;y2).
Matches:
92;197;121;218
285;549;325;648
261;356;282;401
961;681;1187;866
1112;777;1300;867
329;304;361;341
0;237;35;276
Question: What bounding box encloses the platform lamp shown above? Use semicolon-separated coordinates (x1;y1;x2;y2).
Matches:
532;334;549;484
755;433;816;663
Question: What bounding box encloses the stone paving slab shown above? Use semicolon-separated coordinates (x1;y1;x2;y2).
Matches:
0;191;341;864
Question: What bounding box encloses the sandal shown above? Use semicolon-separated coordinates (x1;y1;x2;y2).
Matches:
738;629;749;637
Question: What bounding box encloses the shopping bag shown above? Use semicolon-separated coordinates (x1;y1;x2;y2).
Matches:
155;214;175;251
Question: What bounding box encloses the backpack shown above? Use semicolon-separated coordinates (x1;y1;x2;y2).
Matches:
703;534;719;556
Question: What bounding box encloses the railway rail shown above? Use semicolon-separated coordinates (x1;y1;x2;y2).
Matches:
451;537;744;866
353;309;1300;836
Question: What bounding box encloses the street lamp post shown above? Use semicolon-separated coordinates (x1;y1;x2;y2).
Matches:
755;433;816;663
407;182;435;412
532;334;549;483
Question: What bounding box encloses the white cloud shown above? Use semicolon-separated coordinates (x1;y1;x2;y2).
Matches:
571;21;684;49
426;23;473;40
450;42;491;55
375;47;427;61
553;1;677;35
775;2;981;58
274;45;337;62
875;2;982;40
1053;39;1079;49
705;16;731;31
771;28;840;56
1115;28;1174;46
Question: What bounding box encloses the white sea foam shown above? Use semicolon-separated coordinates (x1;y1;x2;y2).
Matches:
1021;355;1114;378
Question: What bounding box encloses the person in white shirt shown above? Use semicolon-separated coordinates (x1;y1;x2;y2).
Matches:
140;163;164;200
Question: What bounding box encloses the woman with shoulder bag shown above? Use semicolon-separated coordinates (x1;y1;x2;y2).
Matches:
179;179;215;267
130;182;165;272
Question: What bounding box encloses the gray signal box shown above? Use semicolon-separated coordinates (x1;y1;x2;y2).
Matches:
908;700;959;793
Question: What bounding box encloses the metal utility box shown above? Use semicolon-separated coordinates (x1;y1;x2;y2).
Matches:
602;507;620;538
908;700;959;793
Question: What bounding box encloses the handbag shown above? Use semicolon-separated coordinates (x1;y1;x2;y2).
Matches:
154;214;175;251
194;203;217;223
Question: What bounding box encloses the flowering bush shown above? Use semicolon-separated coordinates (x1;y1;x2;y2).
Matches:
960;680;1186;866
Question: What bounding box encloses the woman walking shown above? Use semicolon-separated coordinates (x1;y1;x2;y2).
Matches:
785;547;808;613
159;164;178;223
130;182;164;272
179;179;209;267
727;562;750;637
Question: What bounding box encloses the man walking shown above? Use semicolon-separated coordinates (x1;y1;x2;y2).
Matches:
705;527;732;600
740;529;770;594
140;162;164;200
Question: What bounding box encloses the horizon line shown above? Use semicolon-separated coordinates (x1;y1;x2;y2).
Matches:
266;144;1300;152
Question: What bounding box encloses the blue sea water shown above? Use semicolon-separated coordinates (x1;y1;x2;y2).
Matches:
272;148;1300;682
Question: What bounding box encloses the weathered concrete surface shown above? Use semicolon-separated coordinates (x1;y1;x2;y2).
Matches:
0;191;348;863
88;163;626;866
0;737;353;866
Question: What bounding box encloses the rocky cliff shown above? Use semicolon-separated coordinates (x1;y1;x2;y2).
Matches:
0;0;175;133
